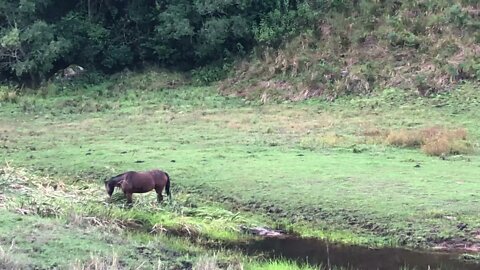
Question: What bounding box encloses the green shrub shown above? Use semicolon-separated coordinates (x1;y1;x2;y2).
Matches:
458;58;480;80
253;3;317;46
0;86;18;103
191;63;232;86
387;30;421;48
448;4;470;27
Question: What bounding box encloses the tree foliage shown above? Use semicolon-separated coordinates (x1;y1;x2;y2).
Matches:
0;0;346;85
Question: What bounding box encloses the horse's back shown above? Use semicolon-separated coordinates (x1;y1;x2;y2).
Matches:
125;171;156;192
118;169;168;192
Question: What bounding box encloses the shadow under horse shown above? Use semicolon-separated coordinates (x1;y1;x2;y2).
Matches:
105;169;171;204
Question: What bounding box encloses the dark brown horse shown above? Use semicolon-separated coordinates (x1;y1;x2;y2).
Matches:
105;169;171;204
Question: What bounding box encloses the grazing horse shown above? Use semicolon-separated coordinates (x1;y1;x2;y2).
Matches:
105;169;171;204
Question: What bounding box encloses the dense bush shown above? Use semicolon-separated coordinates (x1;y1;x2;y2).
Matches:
0;0;323;86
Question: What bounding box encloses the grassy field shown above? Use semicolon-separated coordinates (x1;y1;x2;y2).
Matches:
1;74;480;267
0;165;322;269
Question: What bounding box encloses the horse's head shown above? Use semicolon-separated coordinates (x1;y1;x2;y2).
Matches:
105;178;115;197
105;173;126;197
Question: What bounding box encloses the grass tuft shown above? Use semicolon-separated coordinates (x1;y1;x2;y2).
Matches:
71;253;119;270
0;242;22;270
246;260;320;270
193;255;221;270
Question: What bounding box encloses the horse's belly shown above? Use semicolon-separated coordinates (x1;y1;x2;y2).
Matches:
131;186;153;193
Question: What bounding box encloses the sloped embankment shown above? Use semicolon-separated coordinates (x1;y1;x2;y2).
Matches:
221;1;479;101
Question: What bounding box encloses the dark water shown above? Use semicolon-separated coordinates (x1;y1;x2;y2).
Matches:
238;237;480;270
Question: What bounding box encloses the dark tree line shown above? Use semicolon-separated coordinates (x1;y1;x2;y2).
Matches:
0;0;353;85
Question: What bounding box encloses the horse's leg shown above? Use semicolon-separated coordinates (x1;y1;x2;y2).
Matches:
125;192;133;204
155;187;163;203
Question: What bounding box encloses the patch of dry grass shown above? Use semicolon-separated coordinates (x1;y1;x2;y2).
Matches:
199;107;337;136
386;129;424;147
386;126;474;156
70;253;120;270
193;255;243;270
358;127;388;144
0;242;22;270
362;127;386;137
299;134;346;150
0;165;105;218
193;256;221;270
422;136;473;156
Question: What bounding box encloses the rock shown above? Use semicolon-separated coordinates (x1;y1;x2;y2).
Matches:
457;223;468;230
53;65;86;81
353;148;362;153
240;226;285;237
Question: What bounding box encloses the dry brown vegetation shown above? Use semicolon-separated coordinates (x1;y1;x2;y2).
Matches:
386;129;424;148
385;126;473;156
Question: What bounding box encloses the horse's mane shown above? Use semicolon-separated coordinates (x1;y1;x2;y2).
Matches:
105;171;133;184
111;172;127;179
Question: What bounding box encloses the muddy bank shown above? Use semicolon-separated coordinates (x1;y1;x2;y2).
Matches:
235;236;480;270
178;224;480;270
179;184;480;251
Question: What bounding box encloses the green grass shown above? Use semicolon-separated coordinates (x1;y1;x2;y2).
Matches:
245;260;320;270
1;78;480;251
0;166;269;244
0;167;280;269
0;209;202;269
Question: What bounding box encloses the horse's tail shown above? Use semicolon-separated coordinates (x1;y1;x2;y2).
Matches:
165;172;172;200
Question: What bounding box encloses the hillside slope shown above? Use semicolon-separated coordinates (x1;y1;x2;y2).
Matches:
221;0;479;101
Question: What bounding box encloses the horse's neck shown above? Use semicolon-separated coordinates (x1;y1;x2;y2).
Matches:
110;174;126;186
112;171;130;179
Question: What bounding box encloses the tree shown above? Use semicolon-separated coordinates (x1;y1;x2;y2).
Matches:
0;0;70;85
